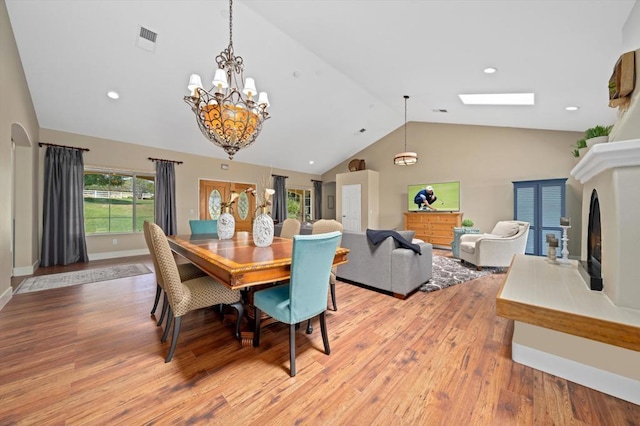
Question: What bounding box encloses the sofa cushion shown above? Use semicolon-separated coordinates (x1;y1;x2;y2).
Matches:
491;221;519;238
460;241;475;254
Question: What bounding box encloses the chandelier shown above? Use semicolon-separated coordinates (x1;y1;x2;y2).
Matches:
394;95;418;165
184;0;270;159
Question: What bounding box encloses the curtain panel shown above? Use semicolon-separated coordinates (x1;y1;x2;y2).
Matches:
272;175;287;223
155;161;177;235
41;146;89;266
313;180;322;220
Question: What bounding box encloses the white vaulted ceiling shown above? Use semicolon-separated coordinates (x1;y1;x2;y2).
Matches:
5;0;636;174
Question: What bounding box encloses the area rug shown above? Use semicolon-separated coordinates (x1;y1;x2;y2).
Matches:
419;256;505;293
15;263;152;294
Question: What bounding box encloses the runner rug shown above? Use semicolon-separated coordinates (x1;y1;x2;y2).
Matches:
15;263;152;294
419;255;504;293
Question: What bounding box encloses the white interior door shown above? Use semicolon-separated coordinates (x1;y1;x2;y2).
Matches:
341;184;361;231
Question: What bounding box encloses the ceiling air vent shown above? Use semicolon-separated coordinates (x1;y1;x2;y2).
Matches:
136;26;158;52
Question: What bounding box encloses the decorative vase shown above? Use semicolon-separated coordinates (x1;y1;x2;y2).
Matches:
252;207;274;247
218;207;235;240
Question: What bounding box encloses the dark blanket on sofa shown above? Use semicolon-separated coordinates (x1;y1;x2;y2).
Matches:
365;229;422;255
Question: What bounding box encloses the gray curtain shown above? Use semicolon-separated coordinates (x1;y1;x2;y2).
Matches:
155;161;177;235
313;180;322;220
41;146;88;266
272;175;287;223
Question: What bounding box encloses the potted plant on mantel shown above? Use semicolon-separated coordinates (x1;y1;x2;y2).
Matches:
585;124;613;148
571;125;613;158
571;138;587;158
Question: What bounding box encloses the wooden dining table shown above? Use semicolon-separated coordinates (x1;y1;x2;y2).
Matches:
166;232;349;346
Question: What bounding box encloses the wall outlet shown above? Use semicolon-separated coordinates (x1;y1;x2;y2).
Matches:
112;239;118;245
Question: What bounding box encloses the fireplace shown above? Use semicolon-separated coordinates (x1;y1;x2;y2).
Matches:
571;139;640;310
578;189;603;291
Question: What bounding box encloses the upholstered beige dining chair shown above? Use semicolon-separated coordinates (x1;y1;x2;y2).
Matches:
147;222;244;362
143;221;206;329
279;218;301;239
312;219;343;312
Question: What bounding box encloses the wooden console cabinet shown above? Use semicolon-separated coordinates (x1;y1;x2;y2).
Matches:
404;212;462;248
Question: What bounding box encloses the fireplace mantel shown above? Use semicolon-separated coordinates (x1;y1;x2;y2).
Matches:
571;138;640;183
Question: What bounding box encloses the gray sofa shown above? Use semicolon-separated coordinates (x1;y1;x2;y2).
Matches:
336;230;432;299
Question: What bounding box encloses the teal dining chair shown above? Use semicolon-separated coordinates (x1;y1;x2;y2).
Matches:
189;219;218;234
253;231;342;376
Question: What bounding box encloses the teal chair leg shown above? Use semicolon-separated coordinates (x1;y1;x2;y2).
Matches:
330;283;337;311
289;324;296;377
319;312;330;355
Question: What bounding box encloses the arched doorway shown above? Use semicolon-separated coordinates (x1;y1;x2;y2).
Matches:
11;123;32;276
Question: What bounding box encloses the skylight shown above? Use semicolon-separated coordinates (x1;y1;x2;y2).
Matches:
458;93;535;106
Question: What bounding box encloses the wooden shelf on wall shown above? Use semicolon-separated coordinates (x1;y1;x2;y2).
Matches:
609;51;636;109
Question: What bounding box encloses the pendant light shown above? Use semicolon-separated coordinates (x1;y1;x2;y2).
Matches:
394;95;418;165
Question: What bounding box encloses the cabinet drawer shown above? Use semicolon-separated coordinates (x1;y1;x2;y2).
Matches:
438;217;459;224
431;223;454;232
430;228;454;238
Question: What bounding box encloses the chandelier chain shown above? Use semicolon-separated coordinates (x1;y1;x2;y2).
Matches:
229;0;233;47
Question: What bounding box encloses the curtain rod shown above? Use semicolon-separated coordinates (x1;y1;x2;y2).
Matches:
38;142;89;152
311;179;323;183
148;157;183;165
272;174;288;178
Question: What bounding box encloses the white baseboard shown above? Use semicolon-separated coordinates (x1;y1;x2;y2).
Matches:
88;248;150;261
513;342;640;405
13;260;39;277
0;286;12;311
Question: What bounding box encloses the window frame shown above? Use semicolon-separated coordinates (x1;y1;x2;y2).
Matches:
286;187;314;222
83;167;155;235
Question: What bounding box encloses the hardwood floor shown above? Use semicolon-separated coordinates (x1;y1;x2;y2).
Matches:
2;252;638;424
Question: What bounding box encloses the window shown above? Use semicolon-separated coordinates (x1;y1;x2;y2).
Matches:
286;188;313;221
84;170;155;234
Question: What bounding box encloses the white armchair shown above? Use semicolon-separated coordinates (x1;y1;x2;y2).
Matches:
459;221;530;270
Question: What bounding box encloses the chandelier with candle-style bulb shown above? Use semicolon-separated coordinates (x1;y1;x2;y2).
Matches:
184;0;270;159
394;95;418;165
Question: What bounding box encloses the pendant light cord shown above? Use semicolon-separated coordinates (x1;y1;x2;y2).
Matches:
404;95;409;151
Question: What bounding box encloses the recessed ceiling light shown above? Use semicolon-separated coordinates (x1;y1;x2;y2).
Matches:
309;160;314;165
107;91;120;100
458;93;534;106
483;67;497;74
565;106;579;111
